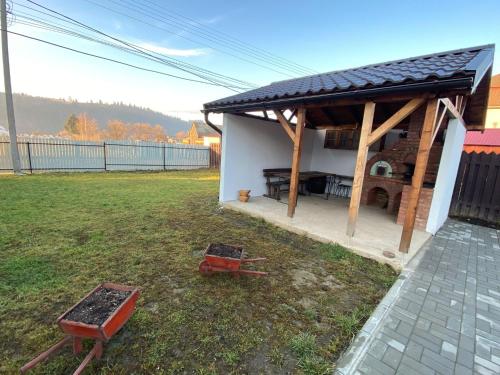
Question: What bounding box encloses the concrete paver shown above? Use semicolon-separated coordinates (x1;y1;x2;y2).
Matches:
336;220;500;375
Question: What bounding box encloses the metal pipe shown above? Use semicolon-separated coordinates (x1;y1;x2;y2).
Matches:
204;111;222;135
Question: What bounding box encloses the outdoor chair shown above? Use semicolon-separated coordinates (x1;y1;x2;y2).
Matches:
335;182;351;198
325;175;341;200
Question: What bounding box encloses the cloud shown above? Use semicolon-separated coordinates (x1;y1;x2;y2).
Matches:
137;42;209;57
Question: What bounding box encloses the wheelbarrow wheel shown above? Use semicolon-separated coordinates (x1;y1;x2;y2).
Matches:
198;260;213;275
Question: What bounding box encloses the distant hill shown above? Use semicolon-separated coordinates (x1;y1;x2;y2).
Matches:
0;93;191;136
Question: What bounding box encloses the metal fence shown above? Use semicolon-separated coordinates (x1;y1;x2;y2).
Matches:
0;136;211;172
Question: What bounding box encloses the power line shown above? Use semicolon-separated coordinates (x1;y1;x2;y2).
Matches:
138;0;317;75
17;1;257;88
22;0;256;91
6;29;249;90
82;0;304;78
112;0;315;76
13;7;256;89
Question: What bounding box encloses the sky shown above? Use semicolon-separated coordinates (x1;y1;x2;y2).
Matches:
2;0;500;123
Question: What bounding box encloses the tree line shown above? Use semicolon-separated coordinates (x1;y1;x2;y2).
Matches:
61;113;187;142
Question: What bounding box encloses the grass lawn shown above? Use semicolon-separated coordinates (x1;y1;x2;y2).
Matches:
0;170;397;374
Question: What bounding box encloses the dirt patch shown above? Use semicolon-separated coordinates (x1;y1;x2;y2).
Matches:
206;244;242;259
321;275;343;290
291;269;317;288
298;297;316;309
64;287;131;325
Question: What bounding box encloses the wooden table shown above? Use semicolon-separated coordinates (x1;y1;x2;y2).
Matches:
266;171;353;198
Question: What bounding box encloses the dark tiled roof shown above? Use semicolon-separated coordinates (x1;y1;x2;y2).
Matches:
205;45;494;111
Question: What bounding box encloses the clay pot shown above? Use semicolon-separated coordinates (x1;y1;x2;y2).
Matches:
239;189;251;197
238;189;250;202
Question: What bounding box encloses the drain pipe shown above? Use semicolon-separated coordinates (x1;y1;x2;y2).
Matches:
204;111;222;135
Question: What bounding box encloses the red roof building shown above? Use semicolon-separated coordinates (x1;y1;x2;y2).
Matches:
463;129;500;153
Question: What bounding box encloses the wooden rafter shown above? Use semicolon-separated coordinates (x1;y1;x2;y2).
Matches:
460;97;468;116
399;98;439;252
274;110;296;141
349;107;362;124
287;107;307;217
319;107;337;126
315;124;358;130
367;98;425;146
346;102;376;237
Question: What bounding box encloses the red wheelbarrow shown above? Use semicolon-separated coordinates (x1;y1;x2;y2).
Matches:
199;243;268;277
20;282;140;375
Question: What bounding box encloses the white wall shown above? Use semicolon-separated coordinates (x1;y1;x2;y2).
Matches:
219;114;314;202
426;119;466;234
307;130;376;183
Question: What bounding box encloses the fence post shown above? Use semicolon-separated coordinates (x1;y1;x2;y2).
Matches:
163;143;166;170
103;142;107;171
26;141;33;174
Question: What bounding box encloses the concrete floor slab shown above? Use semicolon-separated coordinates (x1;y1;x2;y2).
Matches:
224;195;431;269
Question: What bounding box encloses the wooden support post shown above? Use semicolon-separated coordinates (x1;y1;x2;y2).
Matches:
346;102;376;236
274;110;296;141
287;107;306;217
399;98;439;252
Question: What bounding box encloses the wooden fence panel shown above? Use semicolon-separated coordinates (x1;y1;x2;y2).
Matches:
209;143;221;168
450;151;500;224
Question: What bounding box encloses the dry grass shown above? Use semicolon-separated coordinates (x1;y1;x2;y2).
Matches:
0;170;397;374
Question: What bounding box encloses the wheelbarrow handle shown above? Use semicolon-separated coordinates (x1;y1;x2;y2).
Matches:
20;336;72;373
237;269;268;276
241;257;267;263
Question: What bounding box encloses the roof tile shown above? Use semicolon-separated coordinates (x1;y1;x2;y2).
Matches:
205;45;494;110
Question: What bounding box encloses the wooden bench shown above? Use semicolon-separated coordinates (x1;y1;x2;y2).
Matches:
263;168;291;200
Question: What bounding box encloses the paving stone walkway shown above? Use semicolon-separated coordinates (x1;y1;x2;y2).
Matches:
348;220;500;375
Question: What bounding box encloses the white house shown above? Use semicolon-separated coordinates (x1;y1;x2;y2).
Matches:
203;45;494;268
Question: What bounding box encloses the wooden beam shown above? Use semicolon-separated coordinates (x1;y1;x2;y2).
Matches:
319;107;337;125
346;102;376;237
349;107;362;124
399;98;439;252
274;110;295;141
315;124;358;130
440;98;465;125
288;107;306;217
288;109;297;122
460;97;468;116
367;98;425;146
235;112;280;124
262;110;269;119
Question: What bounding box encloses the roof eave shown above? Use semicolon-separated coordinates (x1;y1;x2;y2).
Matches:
204;76;474;113
465;47;495;94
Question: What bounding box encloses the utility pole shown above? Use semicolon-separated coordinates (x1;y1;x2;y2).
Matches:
1;0;22;174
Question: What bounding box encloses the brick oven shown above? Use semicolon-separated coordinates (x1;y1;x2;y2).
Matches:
361;107;444;230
